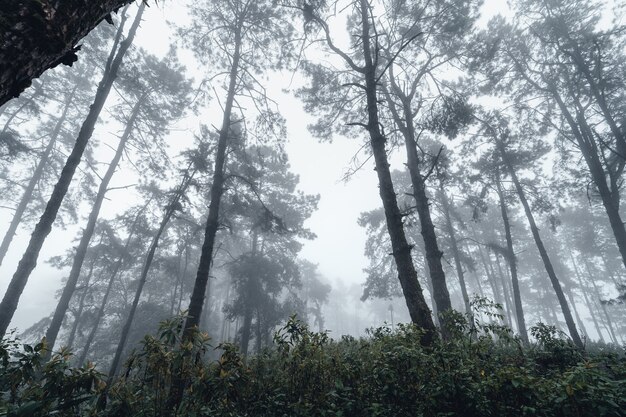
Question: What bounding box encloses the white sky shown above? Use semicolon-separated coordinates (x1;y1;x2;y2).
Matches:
1;0;513;332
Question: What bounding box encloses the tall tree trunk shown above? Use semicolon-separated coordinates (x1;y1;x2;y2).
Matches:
0;86;76;267
494;253;514;329
0;5;143;337
551;90;626;271
240;306;253;356
354;1;435;342
494;170;528;343
44;96;142;357
438;186;471;316
182;28;243;341
583;258;618;344
0;0;136;106
382;79;452;331
66;242;103;349
77;204;146;365
108;172;192;378
564;287;588;339
497;140;583;348
569;251;605;342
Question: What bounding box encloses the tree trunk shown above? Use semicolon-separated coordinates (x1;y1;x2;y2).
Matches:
0;5;143;338
569;251;605;342
0;86;76;267
494;253;514;329
0;0;136;106
438;186;471;316
182;28;243;341
497;140;583;348
240;306;253;356
355;1;435;343
551;90;626;272
583;258;618;344
77;204;146;365
108;171;192;378
66;243;103;349
494;170;528;343
564;287;588;339
44;96;142;357
108;209;173;378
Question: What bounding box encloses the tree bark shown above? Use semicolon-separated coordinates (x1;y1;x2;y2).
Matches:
77;204;146;364
44;95;142;356
0;5;143;338
382;77;452;333
494;170;529;343
438;186;471;316
0;0;136;107
569;250;605;342
497;139;583;348
182;27;243;341
354;0;435;343
0;85;76;267
109;172;192;378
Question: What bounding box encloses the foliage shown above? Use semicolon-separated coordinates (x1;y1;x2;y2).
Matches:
4;313;626;417
0;333;104;416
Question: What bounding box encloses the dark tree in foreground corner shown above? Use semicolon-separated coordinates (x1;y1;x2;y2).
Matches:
0;0;138;106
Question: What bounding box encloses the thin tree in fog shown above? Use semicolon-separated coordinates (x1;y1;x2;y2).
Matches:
295;0;436;343
43;49;192;356
471;0;626;272
180;0;295;341
0;5;145;337
480;115;584;348
108;168;197;378
376;0;481;332
77;201;151;364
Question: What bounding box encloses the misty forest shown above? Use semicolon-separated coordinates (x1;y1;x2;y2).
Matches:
0;0;626;416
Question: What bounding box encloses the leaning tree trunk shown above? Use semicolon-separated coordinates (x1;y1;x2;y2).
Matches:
108;171;192;378
438;186;471;317
497;140;583;349
382;82;452;333
44;96;142;357
181;29;242;341
583;259;618;344
355;1;435;343
0;0;137;106
108;207;175;379
551;90;626;272
0;5;143;337
0;85;76;267
569;251;605;342
77;203;147;365
494;169;529;343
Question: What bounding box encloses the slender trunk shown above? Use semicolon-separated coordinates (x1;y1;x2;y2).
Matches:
0;5;144;337
565;287;588;339
495;171;528;342
0;86;76;267
44;97;142;356
495;254;514;329
497;140;583;348
66;246;102;349
255;310;262;355
422;257;439;327
438;186;471;316
182;28;243;340
551;90;626;271
177;245;189;313
569;251;605;342
108;210;174;378
356;1;435;342
0;0;135;106
240;306;253;356
77;205;147;365
583;259;618;344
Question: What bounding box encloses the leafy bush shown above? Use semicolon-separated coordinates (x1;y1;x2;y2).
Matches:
2;313;625;417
